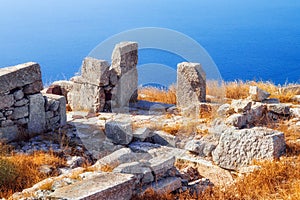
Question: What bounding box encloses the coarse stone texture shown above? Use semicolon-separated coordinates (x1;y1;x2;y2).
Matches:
176;62;206;110
139;177;182;196
111;41;138;76
44;93;67;126
23;81;44;94
149;154;176;180
249;86;270;102
0;62;42;93
51;80;74;101
111;68;138;111
247;102;266;125
0;94;14;109
151;130;178;147
28;93;46;134
231;99;252;113
217;103;234;117
267;104;290;115
212;127;286;170
184;138;217;157
110;42;138;109
14;98;29;107
13;89;24;100
225;113;247;129
67;82;105;113
0;125;19;143
113;161;154;184
132;127;153;142
12;105;29;120
81;57;110;86
49;173;135;200
105;121;133;145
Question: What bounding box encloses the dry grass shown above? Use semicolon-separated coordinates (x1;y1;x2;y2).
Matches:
138;81;299;104
0;150;65;198
138;85;176;104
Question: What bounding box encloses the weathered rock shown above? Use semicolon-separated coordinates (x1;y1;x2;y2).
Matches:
247;102;266;125
111;41;138;76
81;57;110;86
292;95;300;103
14;98;29;107
225;113;247;129
0;62;42;93
12;105;29;120
0;94;14;110
67;82;105;112
217;103;234;117
231;99;252;113
105;121;133;145
129;142;162;153
51;80;74;101
267;103;290;115
13;89;24;100
133;127;152;142
249;86;270;102
291;108;300;118
212;127;286;170
49;173;135;200
130;100;173;111
44;93;67;126
262;98;280;104
176;62;206;109
149;155;176;179
139;177;182;196
28;93;46;134
23;81;44;94
46;84;62;95
184;138;217;157
151;130;178;147
0;125;19;142
113;161;154;184
1;120;14;127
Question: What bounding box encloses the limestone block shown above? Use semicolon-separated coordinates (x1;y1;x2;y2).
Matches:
176;62;206;109
267;103;290;115
105;121;133;145
44;94;67;126
225;113;247;129
49;173;135;200
217;103;234;117
12;105;29;120
249;86;270;102
149;155;175;179
139;177;182;196
212;127;286;170
23;81;44;94
132;127;152;142
151;130;178;147
0;94;14;109
0;125;19;143
0;62;42;93
81;57;110;86
111;41;138;76
51;80;74;101
67;82;105;112
231;99;252;113
28;93;46;134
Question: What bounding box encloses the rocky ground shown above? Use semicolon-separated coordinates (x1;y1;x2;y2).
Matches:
5;85;300;200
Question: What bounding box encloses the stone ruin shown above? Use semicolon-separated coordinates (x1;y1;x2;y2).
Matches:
52;41;138;113
0;62;66;143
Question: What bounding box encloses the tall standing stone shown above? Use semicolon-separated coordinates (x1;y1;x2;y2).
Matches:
28;93;46;135
111;42;138;111
176;62;206;110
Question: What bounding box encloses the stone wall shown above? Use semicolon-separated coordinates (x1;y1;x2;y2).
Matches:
53;41;138;113
0;62;66;143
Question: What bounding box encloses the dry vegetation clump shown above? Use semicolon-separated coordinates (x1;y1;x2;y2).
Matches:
0;149;65;198
138;85;176;104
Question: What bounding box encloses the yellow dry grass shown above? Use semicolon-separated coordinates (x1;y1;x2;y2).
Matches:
138;85;176;104
0;150;65;198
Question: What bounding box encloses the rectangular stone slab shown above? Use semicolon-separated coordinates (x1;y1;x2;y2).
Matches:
49;173;135;200
0;62;42;94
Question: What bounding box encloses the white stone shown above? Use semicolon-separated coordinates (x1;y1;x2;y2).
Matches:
249;86;270;102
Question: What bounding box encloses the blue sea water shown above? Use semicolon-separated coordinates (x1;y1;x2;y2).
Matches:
0;0;299;85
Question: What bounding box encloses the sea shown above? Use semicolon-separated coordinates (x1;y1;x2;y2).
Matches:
0;0;299;86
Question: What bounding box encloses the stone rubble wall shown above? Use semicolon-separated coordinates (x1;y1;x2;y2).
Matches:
55;41;139;113
0;62;66;142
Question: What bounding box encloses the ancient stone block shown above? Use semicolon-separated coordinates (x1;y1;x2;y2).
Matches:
50;80;74;101
12;105;29;120
212;127;286;170
0;125;19;143
28;93;46;134
132;127;152;142
225;113;247;129
105;121;133;145
176;62;206;109
23;80;43;94
0;62;42;93
139;177;182;196
249;86;270;102
13;89;24;100
111;41;138;76
44;93;67;126
67;82;105;112
0;94;14;109
14;98;29;107
267;103;290;115
49;173;135;200
149;155;175;179
151;130;178;147
81;57;110;86
231;99;252;113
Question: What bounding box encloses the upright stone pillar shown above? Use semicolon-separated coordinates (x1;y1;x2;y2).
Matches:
176;62;206;113
111;42;138;111
28;93;46;135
